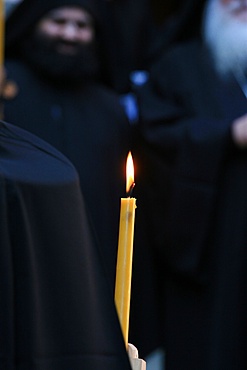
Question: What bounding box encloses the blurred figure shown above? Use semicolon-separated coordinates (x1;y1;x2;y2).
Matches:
4;0;130;288
93;0;156;95
0;120;131;370
5;0;21;16
134;0;247;369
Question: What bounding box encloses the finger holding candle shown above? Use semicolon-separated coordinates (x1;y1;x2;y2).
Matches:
115;151;136;348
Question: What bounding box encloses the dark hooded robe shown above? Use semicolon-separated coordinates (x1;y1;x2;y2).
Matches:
4;0;130;289
133;0;247;369
0;121;132;370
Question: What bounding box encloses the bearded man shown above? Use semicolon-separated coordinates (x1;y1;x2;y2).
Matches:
3;0;130;292
134;0;247;369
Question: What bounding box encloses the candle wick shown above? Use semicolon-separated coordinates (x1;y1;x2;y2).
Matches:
126;182;135;197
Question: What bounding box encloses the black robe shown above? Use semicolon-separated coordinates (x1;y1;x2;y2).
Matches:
0;121;131;370
94;0;157;93
4;60;130;288
134;40;247;369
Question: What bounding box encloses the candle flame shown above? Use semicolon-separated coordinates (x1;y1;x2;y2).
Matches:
126;151;135;195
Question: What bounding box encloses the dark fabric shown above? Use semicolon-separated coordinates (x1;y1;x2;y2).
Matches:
96;0;207;93
144;0;206;67
4;60;130;289
165;0;205;43
0;121;131;370
91;0;158;93
134;40;247;369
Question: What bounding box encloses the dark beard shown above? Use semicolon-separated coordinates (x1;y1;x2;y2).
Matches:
20;31;100;87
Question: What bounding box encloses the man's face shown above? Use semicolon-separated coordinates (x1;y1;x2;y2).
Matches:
20;5;99;85
219;0;247;21
203;0;247;77
36;6;95;55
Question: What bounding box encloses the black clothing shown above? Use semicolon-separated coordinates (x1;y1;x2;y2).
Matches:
4;60;129;287
136;0;206;74
0;121;131;370
162;0;205;44
93;0;157;93
135;40;247;369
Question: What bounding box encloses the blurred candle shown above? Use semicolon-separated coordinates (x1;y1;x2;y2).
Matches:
115;151;136;348
0;0;4;66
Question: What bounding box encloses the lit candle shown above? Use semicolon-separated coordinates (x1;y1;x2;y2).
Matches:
115;151;136;348
0;0;4;66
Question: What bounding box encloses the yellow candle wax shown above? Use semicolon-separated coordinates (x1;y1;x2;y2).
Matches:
115;197;136;347
115;152;136;348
